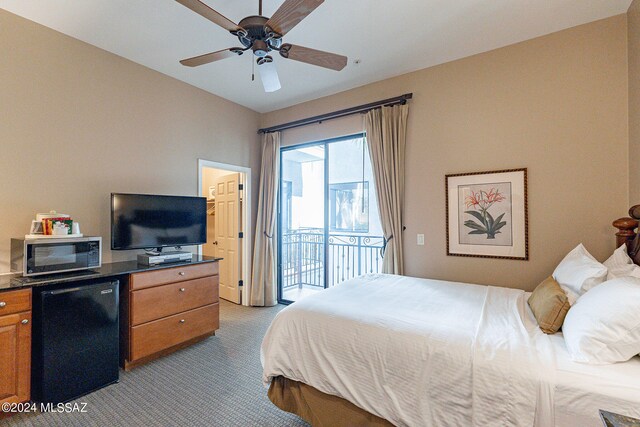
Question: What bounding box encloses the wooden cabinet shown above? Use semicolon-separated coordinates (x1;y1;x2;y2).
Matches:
0;288;32;406
122;261;219;370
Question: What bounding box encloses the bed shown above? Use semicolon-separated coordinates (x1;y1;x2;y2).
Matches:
261;213;640;426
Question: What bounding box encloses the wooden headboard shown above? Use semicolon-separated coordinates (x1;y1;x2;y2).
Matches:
613;205;640;264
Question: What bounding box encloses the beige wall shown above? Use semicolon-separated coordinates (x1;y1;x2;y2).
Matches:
262;15;629;291
630;0;640;203
0;10;261;272
0;9;631;291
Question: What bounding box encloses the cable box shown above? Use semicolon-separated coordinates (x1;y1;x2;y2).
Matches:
138;251;193;266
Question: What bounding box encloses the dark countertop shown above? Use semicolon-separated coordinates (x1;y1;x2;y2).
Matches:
2;256;222;291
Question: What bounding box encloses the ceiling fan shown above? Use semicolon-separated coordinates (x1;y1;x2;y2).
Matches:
175;0;348;93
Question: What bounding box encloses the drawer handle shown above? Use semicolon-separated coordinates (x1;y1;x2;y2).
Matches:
178;272;185;276
179;319;185;324
179;288;186;292
21;319;29;325
0;301;5;308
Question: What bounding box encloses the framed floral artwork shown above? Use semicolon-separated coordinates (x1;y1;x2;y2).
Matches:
446;168;528;260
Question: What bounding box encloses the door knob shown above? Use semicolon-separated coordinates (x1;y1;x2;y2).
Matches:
0;301;5;308
178;272;185;276
21;319;29;324
212;241;218;245
179;319;185;323
179;288;185;292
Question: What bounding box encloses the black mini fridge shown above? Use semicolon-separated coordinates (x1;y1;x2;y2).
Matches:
32;280;120;403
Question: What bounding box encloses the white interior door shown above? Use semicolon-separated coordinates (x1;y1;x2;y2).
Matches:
213;172;241;304
203;200;216;258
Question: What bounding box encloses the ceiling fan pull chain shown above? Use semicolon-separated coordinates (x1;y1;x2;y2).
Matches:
259;0;262;16
252;58;255;82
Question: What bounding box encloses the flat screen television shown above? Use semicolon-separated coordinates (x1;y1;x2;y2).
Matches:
111;193;207;250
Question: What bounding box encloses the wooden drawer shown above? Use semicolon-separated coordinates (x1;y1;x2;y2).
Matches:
0;288;31;316
130;276;219;326
129;303;219;361
130;262;218;290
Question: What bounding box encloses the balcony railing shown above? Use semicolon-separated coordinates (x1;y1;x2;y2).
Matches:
281;228;384;291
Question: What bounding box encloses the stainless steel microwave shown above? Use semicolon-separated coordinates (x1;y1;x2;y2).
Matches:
11;236;102;277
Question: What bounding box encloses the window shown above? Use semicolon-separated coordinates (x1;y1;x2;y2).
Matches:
282;180;293;231
329;182;369;232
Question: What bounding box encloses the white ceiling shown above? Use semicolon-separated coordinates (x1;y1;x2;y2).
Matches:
0;0;632;113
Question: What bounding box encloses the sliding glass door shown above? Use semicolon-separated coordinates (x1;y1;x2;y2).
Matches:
279;144;326;303
278;134;384;304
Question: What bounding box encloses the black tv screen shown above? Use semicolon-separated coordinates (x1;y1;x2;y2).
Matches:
111;193;207;250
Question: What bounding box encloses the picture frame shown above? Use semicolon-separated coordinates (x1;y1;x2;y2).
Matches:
30;220;44;235
446;168;528;260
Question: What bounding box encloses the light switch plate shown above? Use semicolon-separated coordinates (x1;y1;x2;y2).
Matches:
417;234;425;246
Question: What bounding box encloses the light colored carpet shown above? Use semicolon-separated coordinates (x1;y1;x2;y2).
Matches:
3;301;308;427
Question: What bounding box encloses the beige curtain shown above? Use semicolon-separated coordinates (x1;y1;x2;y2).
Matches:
250;132;280;306
364;104;409;275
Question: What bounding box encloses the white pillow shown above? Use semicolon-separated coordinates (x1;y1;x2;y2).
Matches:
552;244;607;305
562;277;640;364
603;244;640;280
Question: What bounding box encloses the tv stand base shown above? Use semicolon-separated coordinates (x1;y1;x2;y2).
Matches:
137;251;193;266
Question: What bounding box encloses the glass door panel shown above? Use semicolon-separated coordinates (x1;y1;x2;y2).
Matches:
327;136;384;287
279;144;326;303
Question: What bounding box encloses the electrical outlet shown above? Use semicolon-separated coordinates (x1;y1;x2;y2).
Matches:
417;234;425;246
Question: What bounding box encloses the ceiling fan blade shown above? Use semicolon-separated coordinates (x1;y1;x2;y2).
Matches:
280;44;347;71
258;60;281;93
175;0;241;32
266;0;324;36
180;48;243;67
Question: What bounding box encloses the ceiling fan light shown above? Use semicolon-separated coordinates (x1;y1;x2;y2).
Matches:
258;57;281;92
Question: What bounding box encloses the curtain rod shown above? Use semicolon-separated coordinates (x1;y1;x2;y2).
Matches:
258;93;413;134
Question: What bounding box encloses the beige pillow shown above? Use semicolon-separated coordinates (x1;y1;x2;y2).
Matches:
528;276;571;334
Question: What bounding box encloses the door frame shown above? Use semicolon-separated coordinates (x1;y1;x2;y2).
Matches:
197;159;252;306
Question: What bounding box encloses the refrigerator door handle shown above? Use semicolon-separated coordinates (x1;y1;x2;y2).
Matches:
44;287;83;296
44;281;118;296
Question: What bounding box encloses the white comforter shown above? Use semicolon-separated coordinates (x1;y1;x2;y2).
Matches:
261;274;640;426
